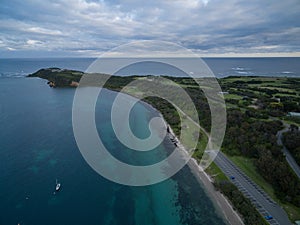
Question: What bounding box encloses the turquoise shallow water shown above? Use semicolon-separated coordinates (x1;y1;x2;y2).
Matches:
0;77;226;225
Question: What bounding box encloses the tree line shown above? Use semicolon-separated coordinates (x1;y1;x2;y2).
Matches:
223;109;300;207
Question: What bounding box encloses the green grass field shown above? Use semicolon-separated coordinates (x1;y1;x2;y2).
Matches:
205;161;228;182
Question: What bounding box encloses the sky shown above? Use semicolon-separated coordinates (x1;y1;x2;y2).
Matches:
0;0;299;58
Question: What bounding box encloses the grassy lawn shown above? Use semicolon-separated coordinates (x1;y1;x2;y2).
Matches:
228;156;276;198
192;130;208;162
205;162;228;182
259;86;296;92
282;118;300;127
197;129;208;152
282;203;300;223
222;76;281;84
178;111;200;147
222;77;296;90
273;93;299;97
228;155;300;222
224;93;243;100
225;102;239;109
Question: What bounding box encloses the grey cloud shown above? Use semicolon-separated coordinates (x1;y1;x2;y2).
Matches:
0;0;299;57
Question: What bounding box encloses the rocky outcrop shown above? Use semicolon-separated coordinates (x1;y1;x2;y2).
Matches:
28;68;83;87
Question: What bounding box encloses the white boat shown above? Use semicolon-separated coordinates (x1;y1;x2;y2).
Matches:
55;179;61;191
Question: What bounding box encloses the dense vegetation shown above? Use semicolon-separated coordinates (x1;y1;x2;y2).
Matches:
222;109;300;207
214;180;268;225
163;76;214;130
28;68;83;86
283;126;300;167
143;96;181;136
28;68;138;90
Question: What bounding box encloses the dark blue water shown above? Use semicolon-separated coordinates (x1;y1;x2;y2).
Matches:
0;77;226;225
1;57;299;78
0;58;93;78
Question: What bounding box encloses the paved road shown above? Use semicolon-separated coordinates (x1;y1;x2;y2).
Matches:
277;126;300;179
208;151;292;225
175;109;292;224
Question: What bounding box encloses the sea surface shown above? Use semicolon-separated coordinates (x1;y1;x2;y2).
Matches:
0;58;229;225
0;57;300;78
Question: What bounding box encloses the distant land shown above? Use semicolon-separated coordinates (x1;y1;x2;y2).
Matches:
28;68;300;225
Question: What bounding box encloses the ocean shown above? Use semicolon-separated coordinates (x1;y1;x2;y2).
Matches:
0;58;229;225
0;57;299;78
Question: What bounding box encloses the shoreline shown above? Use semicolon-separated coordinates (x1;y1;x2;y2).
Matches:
188;159;244;225
164;121;244;225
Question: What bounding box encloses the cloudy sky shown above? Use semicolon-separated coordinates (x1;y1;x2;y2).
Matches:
0;0;299;57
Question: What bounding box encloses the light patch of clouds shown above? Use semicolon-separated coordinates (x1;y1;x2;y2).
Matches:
27;27;63;36
202;0;209;5
7;47;16;51
252;45;279;50
26;39;43;46
166;0;210;8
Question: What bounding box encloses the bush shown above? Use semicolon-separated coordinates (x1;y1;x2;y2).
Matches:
214;181;268;225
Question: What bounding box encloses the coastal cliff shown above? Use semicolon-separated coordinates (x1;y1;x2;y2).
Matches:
28;68;83;87
27;68;136;91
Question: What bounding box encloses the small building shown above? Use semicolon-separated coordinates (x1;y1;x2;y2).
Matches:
294;220;300;225
271;96;281;102
50;68;62;72
287;112;300;117
219;91;229;95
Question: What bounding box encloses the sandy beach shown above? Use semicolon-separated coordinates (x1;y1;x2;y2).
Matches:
187;158;244;225
165;122;244;225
